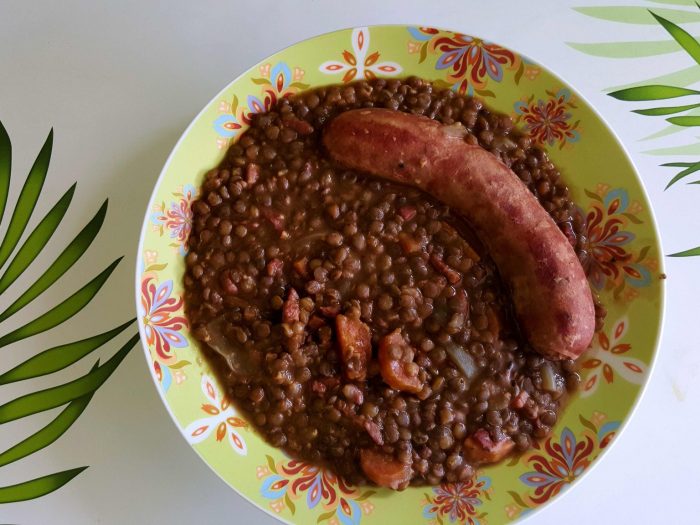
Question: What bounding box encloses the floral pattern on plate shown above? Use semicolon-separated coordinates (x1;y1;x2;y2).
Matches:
139;251;189;392
422;476;492;525
406;27;539;96
513;89;580;149
578;184;656;301
257;456;374;524
505;412;620;520
184;375;248;455
150;184;197;254
580;316;647;397
320;27;403;83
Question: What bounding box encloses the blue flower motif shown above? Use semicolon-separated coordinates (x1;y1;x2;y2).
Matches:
335;498;361;525
213;114;242;138
260;474;289;500
407;26;434;41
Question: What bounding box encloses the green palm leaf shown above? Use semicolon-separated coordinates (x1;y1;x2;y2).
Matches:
0;128;52;269
0;468;88;503
0;366;97;468
0;333;138;424
0;121;10;228
667;115;700;124
663;160;700;188
669;245;700;255
650;10;700;64
633;102;700;115
0;257;121;346
0;200;108;321
609;85;700;100
0;319;134;385
0;183;76;294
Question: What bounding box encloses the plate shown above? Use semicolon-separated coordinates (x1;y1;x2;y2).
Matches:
135;25;664;524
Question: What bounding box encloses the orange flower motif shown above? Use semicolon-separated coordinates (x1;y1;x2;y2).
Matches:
580;317;646;397
320;27;402;83
184;375;248;455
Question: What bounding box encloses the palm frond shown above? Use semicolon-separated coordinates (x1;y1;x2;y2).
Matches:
0;200;108;321
0;183;75;294
650;10;700;64
0;319;134;385
0;333;138;425
0;258;122;346
0;364;98;468
662;160;700;187
0;120;139;502
633;101;700;114
669;245;700;255
0;128;52;269
0;468;88;503
609;84;700;100
0;122;10;227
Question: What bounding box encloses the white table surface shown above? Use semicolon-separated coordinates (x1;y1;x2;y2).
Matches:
1;1;698;523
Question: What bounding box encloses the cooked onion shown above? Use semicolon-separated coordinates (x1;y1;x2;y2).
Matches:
445;343;478;382
540;362;565;397
206;318;251;374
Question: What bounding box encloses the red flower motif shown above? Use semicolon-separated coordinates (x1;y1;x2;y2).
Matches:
423;476;490;524
432;34;518;94
514;89;580;148
576;187;652;297
139;276;188;362
281;460;356;508
520;428;594;504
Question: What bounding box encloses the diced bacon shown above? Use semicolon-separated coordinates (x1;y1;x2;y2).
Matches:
429;255;461;284
285;118;315;135
266;258;284;277
311;376;340;396
364;419;384;446
511;390;529;409
308;315;326;330
282;288;300;324
261;207;285;232
464;429;515;464
398;232;424;254
320;304;341;317
311;380;327;395
398;206;417;221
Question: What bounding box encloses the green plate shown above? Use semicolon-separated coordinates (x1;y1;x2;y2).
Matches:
135;25;664;525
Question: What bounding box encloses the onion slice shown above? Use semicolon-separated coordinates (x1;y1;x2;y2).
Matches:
445;343;478;382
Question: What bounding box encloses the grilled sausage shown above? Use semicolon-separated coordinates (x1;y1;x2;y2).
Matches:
323;108;594;359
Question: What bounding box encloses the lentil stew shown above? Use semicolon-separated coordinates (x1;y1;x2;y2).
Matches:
183;77;605;489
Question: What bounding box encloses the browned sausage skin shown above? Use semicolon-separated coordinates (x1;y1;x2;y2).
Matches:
323;108;595;360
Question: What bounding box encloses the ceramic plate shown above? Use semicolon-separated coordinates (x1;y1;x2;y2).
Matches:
136;25;664;525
